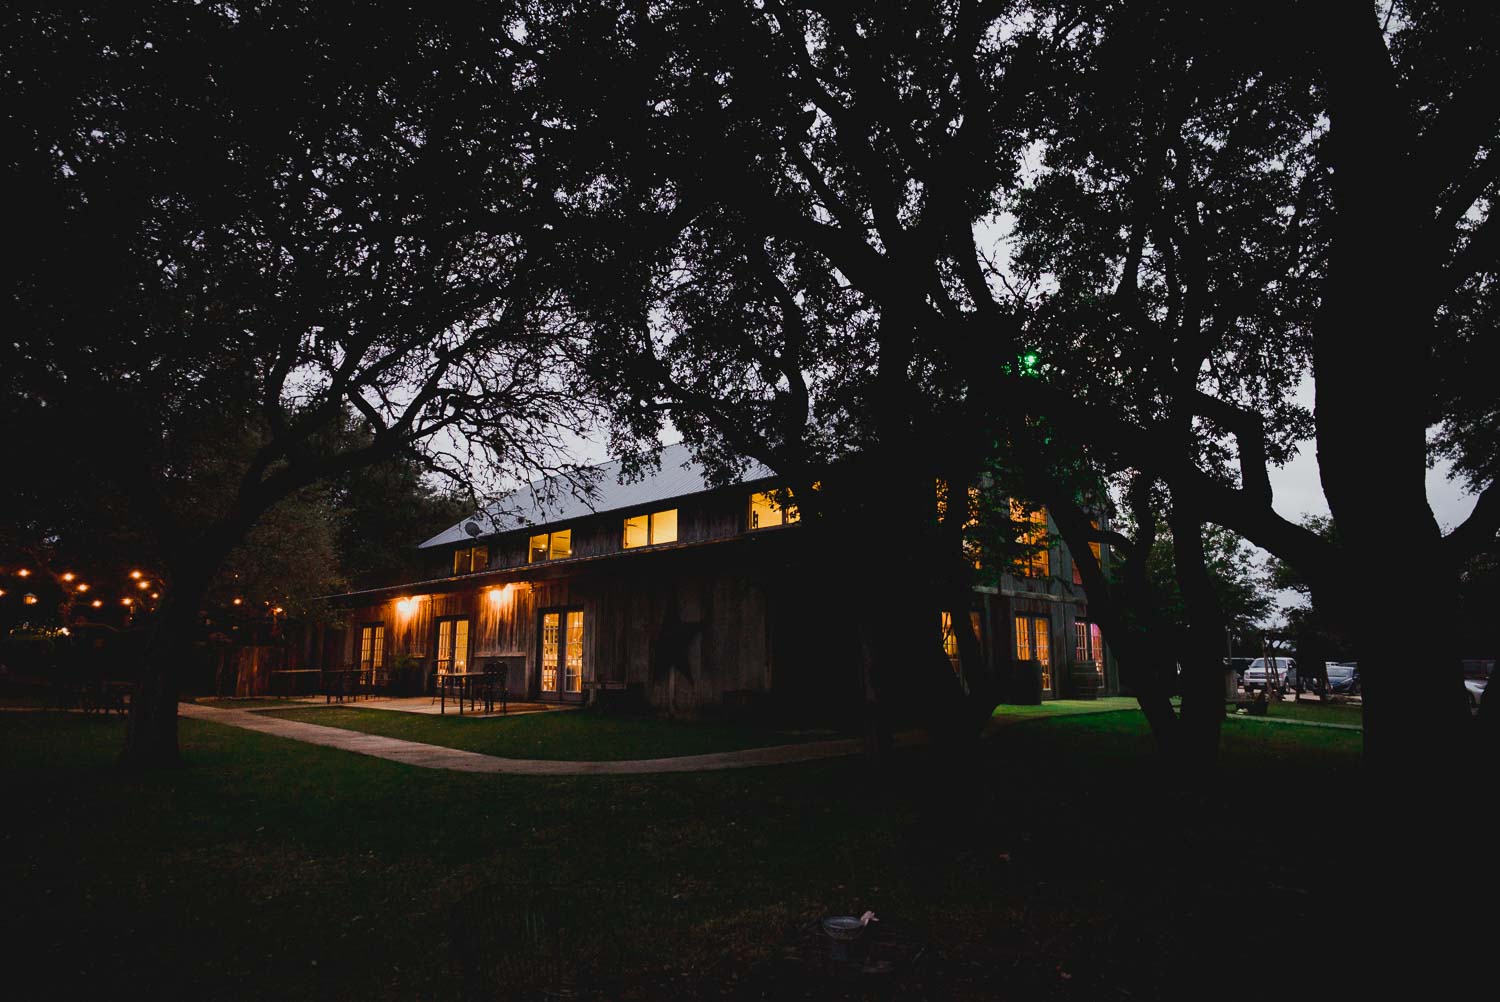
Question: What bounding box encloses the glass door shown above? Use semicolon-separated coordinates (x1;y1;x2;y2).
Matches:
436;618;470;674
539;609;584;701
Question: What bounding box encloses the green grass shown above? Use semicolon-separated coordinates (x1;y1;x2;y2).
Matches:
195;697;320;710
1251;697;1364;727
992;696;1141;721
254;705;829;760
1;707;1367;1000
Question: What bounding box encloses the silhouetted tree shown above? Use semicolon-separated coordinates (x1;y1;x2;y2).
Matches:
2;3;596;766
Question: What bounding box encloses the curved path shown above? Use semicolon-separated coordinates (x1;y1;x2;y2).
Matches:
177;701;904;775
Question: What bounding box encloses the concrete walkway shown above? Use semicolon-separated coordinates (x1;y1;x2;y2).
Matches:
177;701;904;775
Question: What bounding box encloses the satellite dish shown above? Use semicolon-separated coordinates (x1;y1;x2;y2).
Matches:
463;521;482;538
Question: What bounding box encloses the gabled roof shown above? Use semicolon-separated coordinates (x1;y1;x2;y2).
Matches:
418;442;773;549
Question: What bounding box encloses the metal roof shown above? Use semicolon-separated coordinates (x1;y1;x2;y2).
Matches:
418;442;773;549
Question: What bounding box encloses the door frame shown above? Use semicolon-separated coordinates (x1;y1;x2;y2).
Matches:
433;615;473;676
536;606;585;703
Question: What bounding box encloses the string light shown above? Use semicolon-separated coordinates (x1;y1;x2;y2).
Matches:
17;569;30;578
91;599;103;608
136;580;150;590
129;570;142;580
62;572;76;582
232;597;243;606
121;597;133;606
151;592;160;600
76;583;90;593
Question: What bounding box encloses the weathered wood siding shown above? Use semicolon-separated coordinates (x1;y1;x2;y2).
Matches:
342;529;808;714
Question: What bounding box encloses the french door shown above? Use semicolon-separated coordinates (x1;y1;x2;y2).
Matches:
436;617;470;674
539;609;584;701
1015;614;1053;693
359;623;385;678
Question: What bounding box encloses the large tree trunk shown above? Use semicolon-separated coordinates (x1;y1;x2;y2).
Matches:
1311;14;1480;990
119;551;222;768
120;595;199;768
1316;6;1473;788
1167;503;1226;776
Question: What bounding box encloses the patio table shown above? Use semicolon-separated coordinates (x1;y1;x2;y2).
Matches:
436;669;505;716
321;667;370;704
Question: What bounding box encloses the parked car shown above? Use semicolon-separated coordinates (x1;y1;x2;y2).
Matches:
1326;662;1360;696
1243;657;1296;693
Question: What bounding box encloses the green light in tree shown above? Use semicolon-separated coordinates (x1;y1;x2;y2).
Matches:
1019;350;1041;375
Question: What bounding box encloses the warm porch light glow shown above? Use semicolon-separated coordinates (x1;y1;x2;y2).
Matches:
397;596;418;618
61;572;76;582
487;583;511;604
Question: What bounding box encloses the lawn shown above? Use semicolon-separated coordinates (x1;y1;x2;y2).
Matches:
1251;696;1364;726
196;697;321;711
254;705;833;760
2;708;1368;1000
992;696;1141;721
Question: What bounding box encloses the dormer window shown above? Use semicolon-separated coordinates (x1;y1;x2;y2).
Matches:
528;529;572;563
453;545;488;575
623;509;679;549
749;491;800;530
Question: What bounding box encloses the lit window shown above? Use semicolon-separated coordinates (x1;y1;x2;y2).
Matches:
749;491;799;530
453;545;488;575
527;529;572;562
941;610;982;673
1072;520;1102;584
623;514;649;549
1010;500;1050;578
622;508;679;549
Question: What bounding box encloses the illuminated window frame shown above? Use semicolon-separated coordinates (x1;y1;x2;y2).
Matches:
748;490;800;530
528;529;572;563
453;544;489;575
1010;501;1051;579
623;508;679;549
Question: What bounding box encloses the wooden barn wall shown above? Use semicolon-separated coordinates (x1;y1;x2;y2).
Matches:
332;538;811;714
